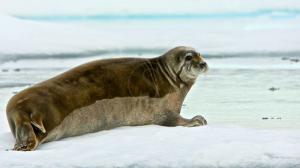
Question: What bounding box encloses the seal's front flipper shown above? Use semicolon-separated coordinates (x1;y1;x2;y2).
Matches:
176;115;207;127
13;122;38;151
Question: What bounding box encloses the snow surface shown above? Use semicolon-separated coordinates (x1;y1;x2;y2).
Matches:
0;55;299;168
0;14;105;55
1;0;300;15
0;1;300;167
0;126;300;168
1;7;300;56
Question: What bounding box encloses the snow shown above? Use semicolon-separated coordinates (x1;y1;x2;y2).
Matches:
0;14;105;55
1;11;300;57
0;1;300;167
1;0;300;15
0;126;300;168
0;55;299;168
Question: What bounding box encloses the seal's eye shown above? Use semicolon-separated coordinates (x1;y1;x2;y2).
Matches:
185;53;193;61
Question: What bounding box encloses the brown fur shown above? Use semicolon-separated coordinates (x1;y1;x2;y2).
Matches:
6;46;208;151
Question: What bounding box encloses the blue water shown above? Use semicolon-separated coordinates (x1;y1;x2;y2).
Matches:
15;8;300;21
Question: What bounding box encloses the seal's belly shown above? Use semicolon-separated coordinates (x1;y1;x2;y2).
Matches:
43;93;181;142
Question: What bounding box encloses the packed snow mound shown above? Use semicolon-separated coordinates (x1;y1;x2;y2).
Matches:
0;125;299;168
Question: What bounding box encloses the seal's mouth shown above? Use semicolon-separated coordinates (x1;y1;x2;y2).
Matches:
190;61;208;73
184;61;208;79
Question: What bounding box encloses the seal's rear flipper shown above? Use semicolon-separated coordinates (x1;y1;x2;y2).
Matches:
14;122;38;151
31;120;46;133
30;113;46;133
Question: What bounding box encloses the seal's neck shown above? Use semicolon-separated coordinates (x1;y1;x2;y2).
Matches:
156;58;194;90
156;58;180;90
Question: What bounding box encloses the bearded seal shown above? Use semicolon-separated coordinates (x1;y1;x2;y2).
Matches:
6;46;208;151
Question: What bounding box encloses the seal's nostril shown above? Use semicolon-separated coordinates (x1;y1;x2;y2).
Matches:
199;62;208;71
199;62;207;67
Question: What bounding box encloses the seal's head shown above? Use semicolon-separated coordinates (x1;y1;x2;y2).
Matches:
162;46;208;84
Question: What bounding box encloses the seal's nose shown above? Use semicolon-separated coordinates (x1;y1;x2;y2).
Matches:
199;61;207;68
199;61;208;72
